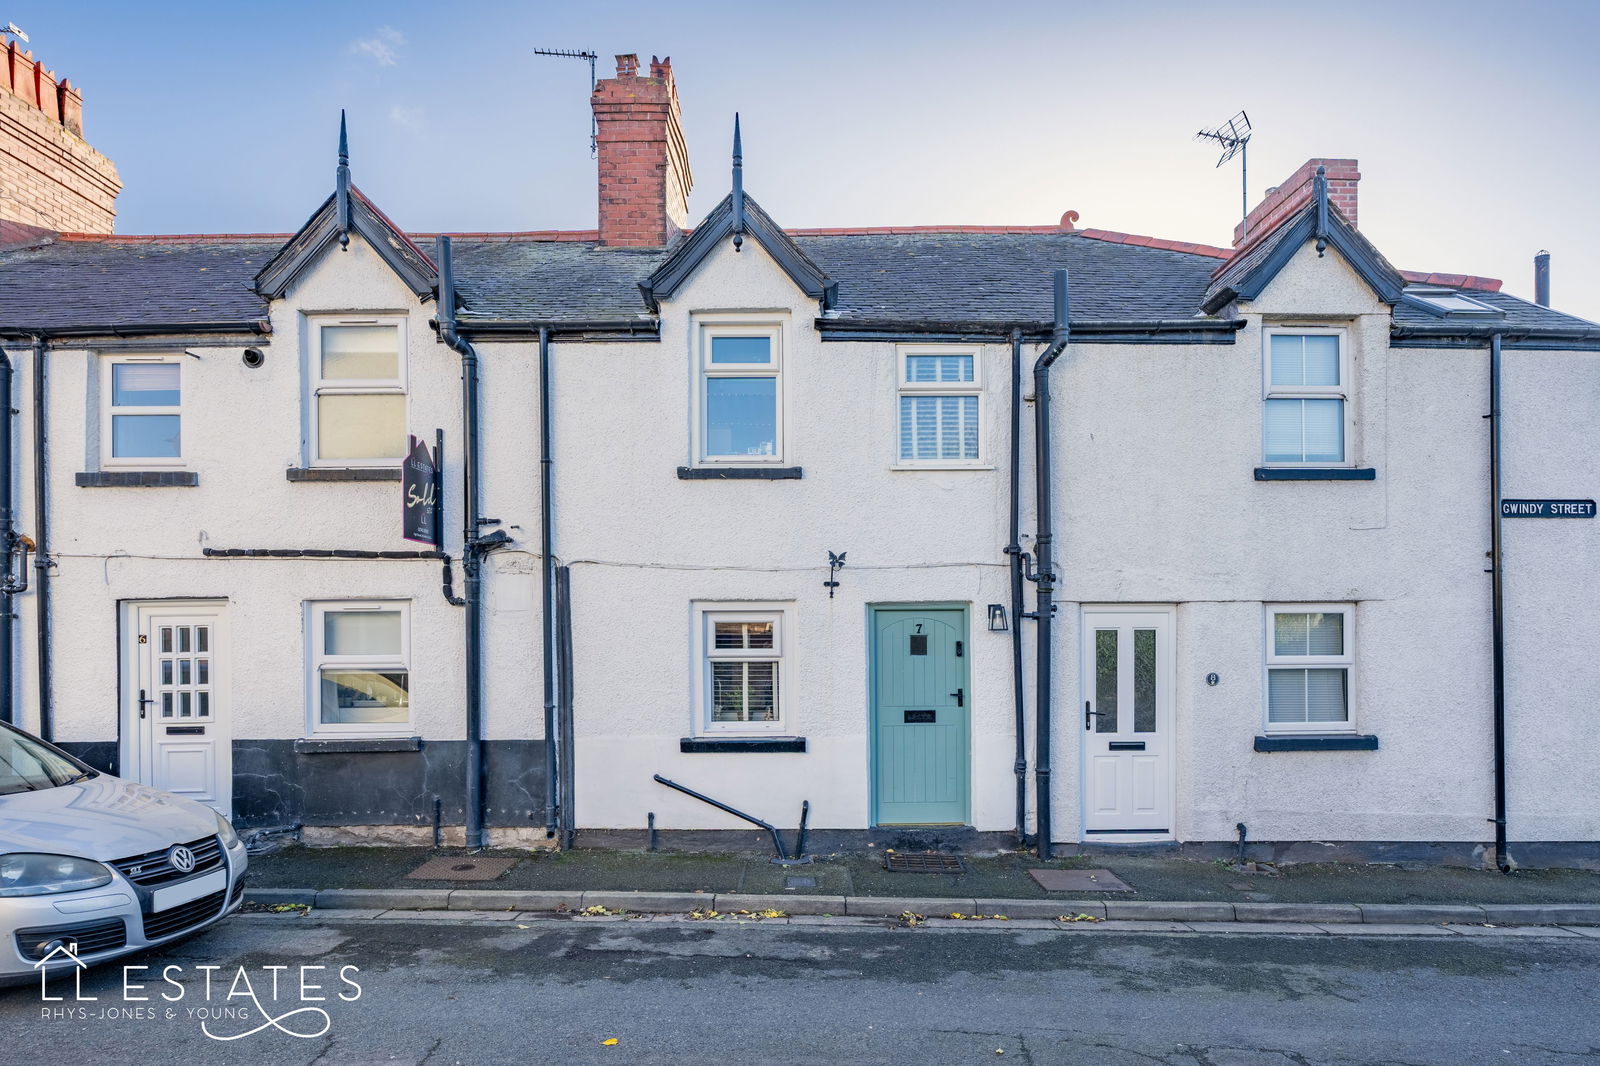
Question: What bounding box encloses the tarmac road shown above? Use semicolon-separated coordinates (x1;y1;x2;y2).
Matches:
3;912;1597;1065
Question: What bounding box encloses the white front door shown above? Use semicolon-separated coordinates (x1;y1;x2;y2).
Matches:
1080;607;1174;839
122;601;231;817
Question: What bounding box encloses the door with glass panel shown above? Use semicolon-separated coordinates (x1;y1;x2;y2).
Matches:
123;601;231;817
1080;608;1173;836
871;607;970;826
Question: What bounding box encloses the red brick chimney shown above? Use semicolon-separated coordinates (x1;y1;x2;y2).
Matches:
592;54;693;248
0;35;120;242
1233;158;1358;247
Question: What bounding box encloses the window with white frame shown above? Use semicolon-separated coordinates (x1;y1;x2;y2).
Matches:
897;347;981;464
308;601;411;734
1263;329;1350;465
1264;605;1354;732
103;356;183;465
310;319;408;465
695;604;788;733
697;321;783;463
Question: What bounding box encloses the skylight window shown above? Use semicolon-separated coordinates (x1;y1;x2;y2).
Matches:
1402;287;1505;317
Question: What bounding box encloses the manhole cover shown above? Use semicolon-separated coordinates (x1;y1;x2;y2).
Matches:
785;876;817;889
405;856;518;881
1029;868;1133;892
885;853;965;874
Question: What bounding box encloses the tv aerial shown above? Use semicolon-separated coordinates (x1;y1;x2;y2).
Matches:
1195;110;1253;238
2;22;28;43
533;48;599;157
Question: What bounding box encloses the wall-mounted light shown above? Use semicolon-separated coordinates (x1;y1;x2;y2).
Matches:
987;604;1008;632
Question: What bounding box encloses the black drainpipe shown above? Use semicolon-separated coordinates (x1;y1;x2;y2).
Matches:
1031;270;1070;861
1004;328;1028;846
0;346;13;725
31;334;53;741
1488;332;1510;872
437;238;490;851
539;325;559;839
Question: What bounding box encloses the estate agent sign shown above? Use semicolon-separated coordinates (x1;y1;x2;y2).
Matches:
403;433;440;544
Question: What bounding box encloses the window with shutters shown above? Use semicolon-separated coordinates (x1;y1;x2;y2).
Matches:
1264;605;1355;733
308;318;408;466
1262;328;1352;466
693;603;790;734
896;346;983;466
102;356;184;466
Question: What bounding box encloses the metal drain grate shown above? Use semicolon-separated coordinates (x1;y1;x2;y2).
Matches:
405;856;518;881
885;852;965;874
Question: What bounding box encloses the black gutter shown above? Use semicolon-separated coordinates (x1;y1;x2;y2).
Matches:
1391;324;1600;345
1030;271;1071;860
0;322;269;340
539;325;558;838
1004;328;1028;847
438;237;492;851
0;347;12;724
815;318;1244;345
1488;333;1510;872
448;320;658;341
31;335;52;741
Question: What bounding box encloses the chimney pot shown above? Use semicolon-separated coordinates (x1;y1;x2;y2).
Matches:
1534;249;1551;307
615;53;638;78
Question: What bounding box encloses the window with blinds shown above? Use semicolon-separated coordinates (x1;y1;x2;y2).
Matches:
698;608;787;733
311;320;408;464
897;348;982;464
1263;331;1348;465
1265;606;1354;732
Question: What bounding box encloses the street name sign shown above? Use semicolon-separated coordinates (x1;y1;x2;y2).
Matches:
1500;499;1596;519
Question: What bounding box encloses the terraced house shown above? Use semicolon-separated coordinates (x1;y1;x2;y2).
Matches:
3;45;1597;867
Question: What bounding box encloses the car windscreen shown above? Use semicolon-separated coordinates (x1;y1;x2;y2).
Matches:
0;726;90;794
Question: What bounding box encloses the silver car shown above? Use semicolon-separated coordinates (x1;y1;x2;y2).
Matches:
0;721;247;986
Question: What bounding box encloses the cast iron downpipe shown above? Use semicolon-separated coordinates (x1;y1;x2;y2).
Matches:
1488;333;1510;871
1004;328;1028;845
31;335;52;741
437;238;489;851
0;347;13;725
1031;270;1071;860
539;325;559;838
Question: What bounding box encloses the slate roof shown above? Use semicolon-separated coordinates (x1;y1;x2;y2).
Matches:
3;217;1595;341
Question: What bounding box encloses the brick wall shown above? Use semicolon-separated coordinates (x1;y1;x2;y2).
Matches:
592;53;693;248
1233;158;1357;247
1;38;120;241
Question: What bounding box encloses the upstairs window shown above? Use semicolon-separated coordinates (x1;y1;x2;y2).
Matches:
311;320;407;465
897;347;982;465
1264;605;1354;733
103;357;183;466
1263;330;1349;465
697;321;783;464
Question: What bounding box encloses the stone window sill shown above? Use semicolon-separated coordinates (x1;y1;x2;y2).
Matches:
1254;467;1376;481
677;466;803;481
294;736;422;754
679;736;807;753
1254;734;1379;752
76;471;198;487
287;467;403;482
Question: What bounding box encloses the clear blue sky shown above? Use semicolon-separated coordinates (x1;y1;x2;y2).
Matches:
13;0;1600;319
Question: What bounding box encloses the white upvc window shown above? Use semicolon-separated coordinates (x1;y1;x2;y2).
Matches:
1262;328;1352;465
693;602;791;734
896;346;983;466
307;601;412;736
308;317;408;465
1264;604;1355;733
695;319;784;464
102;356;184;466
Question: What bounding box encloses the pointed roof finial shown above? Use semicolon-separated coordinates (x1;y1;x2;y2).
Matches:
336;109;352;251
731;113;745;253
1313;164;1329;257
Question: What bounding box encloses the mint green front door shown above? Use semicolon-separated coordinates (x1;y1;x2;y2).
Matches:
872;607;970;826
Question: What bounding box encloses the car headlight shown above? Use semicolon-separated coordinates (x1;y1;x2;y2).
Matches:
214;810;241;849
0;853;113;897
